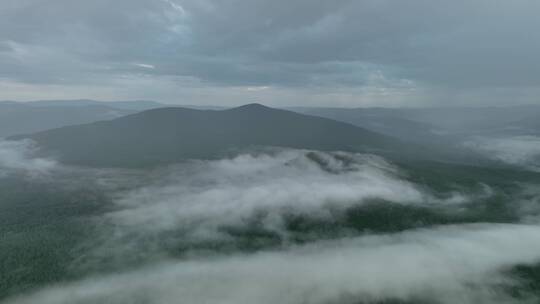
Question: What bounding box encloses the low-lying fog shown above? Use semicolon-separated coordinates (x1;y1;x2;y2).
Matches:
2;140;540;304
465;136;540;171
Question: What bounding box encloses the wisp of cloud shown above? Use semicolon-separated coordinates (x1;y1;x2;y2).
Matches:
464;136;540;171
0;139;56;176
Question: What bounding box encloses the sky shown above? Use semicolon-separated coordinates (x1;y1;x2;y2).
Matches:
1;0;540;107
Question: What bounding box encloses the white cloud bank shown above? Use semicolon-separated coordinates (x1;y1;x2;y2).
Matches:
6;224;540;304
464;136;540;171
104;150;472;242
0;140;56;176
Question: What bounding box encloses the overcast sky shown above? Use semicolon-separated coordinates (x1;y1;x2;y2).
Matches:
1;0;540;107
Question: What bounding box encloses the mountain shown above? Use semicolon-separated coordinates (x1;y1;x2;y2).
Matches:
0;100;173;138
288;107;444;144
0;103;134;138
19;99;230;111
505;116;540;136
21;99;166;111
11;104;410;167
384;105;540;137
290;105;540;143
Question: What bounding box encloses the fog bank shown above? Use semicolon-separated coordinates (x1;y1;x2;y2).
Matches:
8;224;540;304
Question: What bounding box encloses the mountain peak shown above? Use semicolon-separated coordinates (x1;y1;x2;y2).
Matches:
230;103;272;111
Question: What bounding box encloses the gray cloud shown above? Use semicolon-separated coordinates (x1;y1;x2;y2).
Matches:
1;0;540;106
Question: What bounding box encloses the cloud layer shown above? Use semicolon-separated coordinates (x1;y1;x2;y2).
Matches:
112;152;418;224
8;224;540;304
60;149;499;278
97;150;477;246
2;0;540;106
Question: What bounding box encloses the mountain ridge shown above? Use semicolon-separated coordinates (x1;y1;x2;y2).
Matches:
10;104;408;167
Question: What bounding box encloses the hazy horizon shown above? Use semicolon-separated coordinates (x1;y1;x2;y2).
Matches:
5;99;540;110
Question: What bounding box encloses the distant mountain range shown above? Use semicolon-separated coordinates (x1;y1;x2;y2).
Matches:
4;99;540;140
0;99;164;111
0;100;231;138
287;107;443;144
0;100;171;138
289;105;540;140
3;100;540;168
0;103;134;138
11;104;410;167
